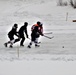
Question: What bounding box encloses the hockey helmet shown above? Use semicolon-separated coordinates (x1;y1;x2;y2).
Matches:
24;22;28;27
14;23;18;28
37;21;41;25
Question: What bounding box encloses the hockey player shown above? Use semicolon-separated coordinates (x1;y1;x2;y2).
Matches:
4;23;19;48
27;21;44;48
14;22;28;46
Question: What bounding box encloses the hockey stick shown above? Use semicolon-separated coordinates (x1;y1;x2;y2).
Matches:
44;32;53;34
43;35;54;39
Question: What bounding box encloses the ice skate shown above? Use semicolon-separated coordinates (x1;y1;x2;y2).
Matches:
27;45;31;48
4;43;7;47
35;44;40;47
9;45;13;48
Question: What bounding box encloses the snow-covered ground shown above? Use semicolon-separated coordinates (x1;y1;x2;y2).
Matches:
0;0;76;75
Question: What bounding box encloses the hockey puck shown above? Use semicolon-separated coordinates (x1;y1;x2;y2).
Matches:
62;46;64;48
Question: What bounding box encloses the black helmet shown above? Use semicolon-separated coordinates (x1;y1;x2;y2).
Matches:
24;22;28;26
14;23;18;28
37;21;41;25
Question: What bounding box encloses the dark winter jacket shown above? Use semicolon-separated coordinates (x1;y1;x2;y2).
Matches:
31;24;43;38
8;26;18;37
18;25;28;38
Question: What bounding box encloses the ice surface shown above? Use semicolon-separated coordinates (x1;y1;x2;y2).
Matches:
0;0;76;75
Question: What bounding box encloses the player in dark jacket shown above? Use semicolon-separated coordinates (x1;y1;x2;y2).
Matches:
27;21;43;48
4;23;19;48
14;22;28;46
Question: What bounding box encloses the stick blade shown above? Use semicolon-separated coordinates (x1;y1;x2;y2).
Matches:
50;36;54;39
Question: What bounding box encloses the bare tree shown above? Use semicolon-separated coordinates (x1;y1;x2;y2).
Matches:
70;0;76;8
57;0;68;6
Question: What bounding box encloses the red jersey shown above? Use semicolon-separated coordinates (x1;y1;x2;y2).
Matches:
31;24;43;35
